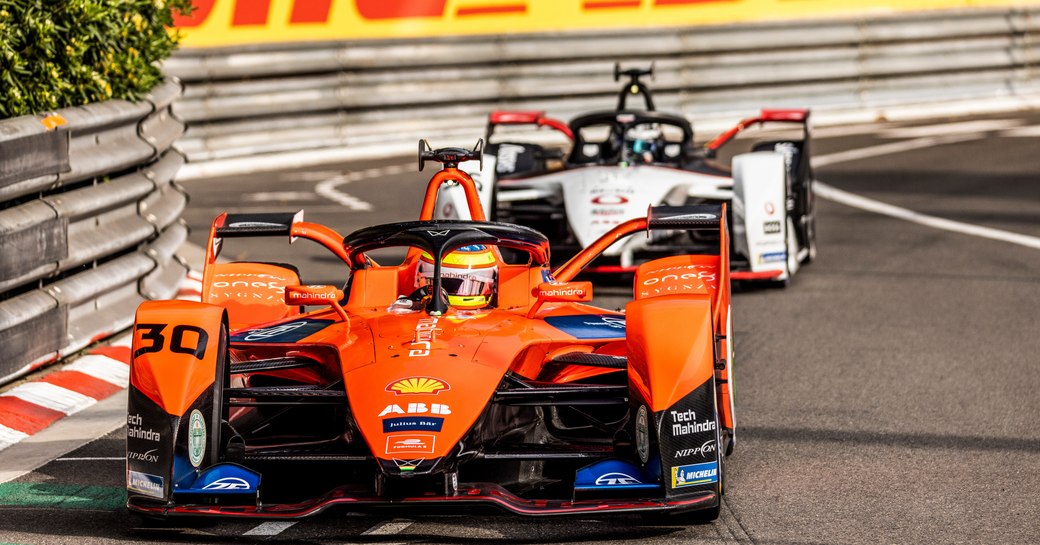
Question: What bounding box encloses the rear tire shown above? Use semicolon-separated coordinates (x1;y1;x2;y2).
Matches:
803;191;818;264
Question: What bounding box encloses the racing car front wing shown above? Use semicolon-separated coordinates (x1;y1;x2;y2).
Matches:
127;482;716;518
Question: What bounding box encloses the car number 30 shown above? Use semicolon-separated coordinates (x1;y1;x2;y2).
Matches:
133;323;209;360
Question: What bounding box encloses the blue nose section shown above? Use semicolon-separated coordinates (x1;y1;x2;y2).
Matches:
575;458;661;491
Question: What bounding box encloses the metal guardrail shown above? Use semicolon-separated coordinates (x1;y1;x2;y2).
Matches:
166;8;1040;164
0;80;188;384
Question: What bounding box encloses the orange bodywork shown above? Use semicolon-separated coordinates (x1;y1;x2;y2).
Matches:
131;301;227;417
130;152;734;512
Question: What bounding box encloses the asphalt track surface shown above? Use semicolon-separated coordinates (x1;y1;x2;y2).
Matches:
1;112;1038;544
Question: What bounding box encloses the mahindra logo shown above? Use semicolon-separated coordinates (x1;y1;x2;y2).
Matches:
242;321;308;341
201;477;251;491
595;472;641;486
409;317;440;357
583;316;626;329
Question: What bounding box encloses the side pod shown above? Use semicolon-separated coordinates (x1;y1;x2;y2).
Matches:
625;295;722;500
127;301;227;505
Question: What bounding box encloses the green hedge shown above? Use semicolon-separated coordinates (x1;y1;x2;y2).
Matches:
0;0;193;118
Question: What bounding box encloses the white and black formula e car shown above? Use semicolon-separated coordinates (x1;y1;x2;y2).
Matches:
437;64;818;285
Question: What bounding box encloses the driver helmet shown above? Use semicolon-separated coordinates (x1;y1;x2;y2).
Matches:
417;245;498;309
625;124;663;164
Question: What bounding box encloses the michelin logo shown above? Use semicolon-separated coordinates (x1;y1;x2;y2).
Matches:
670;461;719;488
128;470;164;499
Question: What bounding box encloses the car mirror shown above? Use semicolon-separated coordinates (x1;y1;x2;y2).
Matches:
285;285;348;321
536;282;593;303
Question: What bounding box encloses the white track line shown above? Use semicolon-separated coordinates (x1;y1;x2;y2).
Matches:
313;164;411;212
243;191;315;202
814;130;1040;251
813;133;983;167
243;521;297;536
361;519;414;535
815;182;1040;250
314;173;374;211
875;119;1023;139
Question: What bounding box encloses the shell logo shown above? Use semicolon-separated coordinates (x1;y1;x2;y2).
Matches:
386;377;450;396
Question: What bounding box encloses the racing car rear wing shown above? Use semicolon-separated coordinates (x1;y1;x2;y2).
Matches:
204;211;350;267
705;108;810;154
486;110;573;141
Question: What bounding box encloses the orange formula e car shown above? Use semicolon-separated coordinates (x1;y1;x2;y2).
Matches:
126;142;735;521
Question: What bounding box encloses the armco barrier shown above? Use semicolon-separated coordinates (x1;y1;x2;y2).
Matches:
167;8;1040;164
0;80;188;385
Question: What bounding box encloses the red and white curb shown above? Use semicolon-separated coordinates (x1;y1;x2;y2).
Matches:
0;271;203;453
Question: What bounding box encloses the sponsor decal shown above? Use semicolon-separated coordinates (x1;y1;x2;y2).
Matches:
379;403;452;417
286;287;339;302
211;273;286;292
676;439;717;459
671;461;719;488
661;213;717;221
128;470;164;499
670;409;717;436
188;410;206;468
540;285;587;298
641;268;716;286
574;458;661;490
591;208;626;216
127;414;161;442
227;221;285;229
591;195;630;205
591;185;636;195
202;477;252;491
231;319;334;343
636;405;650;464
427;230;450;237
409;317;441;357
383;416;444;432
763;220;782;234
386;434;436;455
595;473;642;486
393;458;424;472
496;143;524;173
128;449;159;463
210;272;288;303
386;377;450;395
639;264;717;294
544;314;626;339
759;251;787;264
